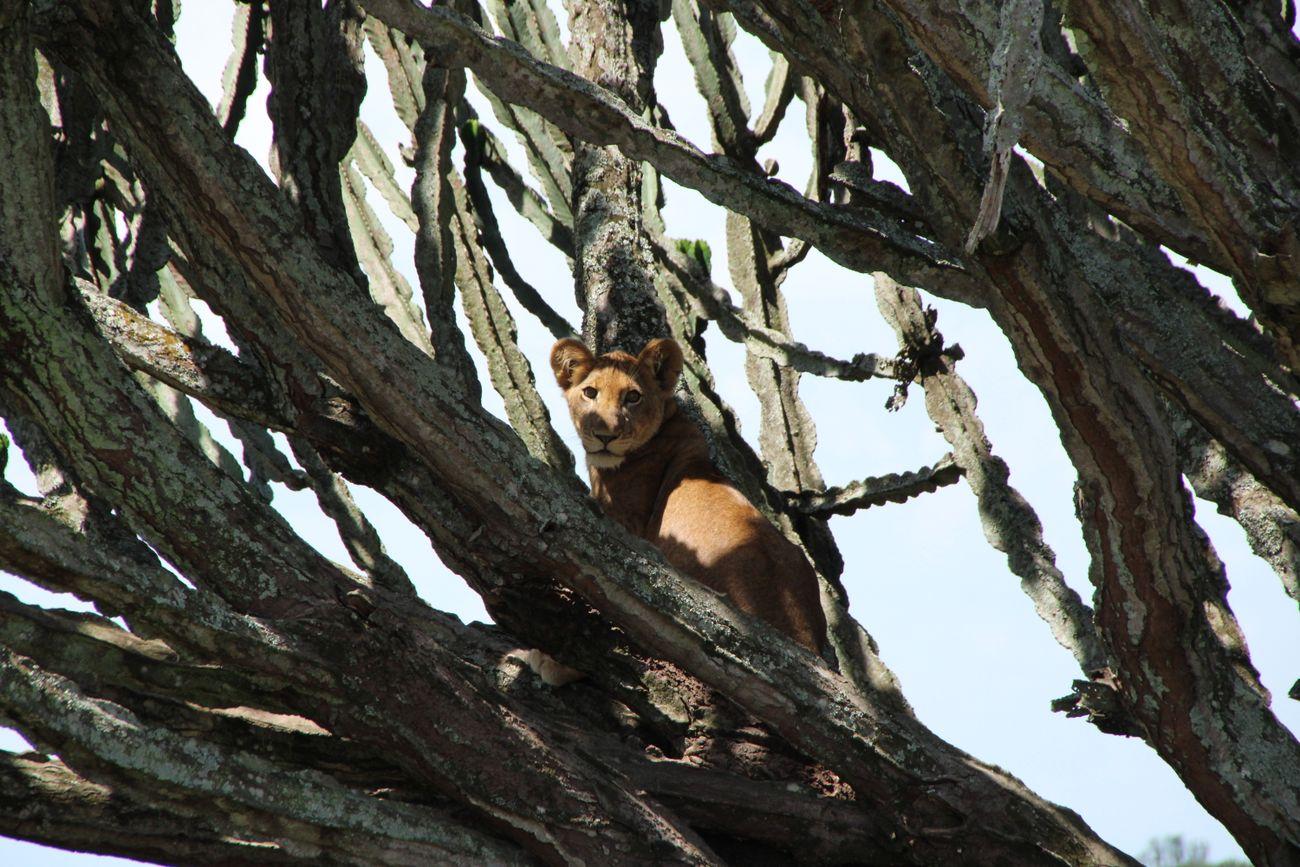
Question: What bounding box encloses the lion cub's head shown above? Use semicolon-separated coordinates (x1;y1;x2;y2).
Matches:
550;338;684;469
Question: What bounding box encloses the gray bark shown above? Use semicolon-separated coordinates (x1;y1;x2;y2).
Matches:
3;0;1297;862
704;0;1300;859
569;0;669;353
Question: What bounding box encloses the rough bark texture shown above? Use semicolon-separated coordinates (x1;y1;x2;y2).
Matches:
265;0;368;281
700;0;1300;859
875;276;1110;678
569;0;669;354
1;0;1297;862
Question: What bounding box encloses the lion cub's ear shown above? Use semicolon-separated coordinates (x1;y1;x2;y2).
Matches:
636;338;684;395
551;339;595;389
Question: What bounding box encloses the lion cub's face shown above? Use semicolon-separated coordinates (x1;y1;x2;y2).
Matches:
550;338;684;470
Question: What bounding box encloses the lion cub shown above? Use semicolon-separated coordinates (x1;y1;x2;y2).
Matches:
551;337;826;652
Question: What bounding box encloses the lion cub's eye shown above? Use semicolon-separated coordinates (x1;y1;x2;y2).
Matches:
625;390;642;405
582;386;598;399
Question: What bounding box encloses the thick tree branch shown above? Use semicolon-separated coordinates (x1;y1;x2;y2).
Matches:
0;752;362;866
1;271;361;617
0;590;323;733
1093;226;1300;518
78;286;290;429
1061;0;1300;369
0;651;535;865
1232;2;1300;128
0;482;326;678
0;3;59;306
4;27;354;625
266;0;368;281
567;0;667;354
875;0;1223;268
604;750;899;863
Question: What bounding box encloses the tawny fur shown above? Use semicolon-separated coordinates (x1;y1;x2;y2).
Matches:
550;337;827;652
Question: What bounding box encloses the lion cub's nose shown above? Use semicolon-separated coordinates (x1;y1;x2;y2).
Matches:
594;433;617;446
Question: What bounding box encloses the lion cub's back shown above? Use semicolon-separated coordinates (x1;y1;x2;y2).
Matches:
655;474;826;652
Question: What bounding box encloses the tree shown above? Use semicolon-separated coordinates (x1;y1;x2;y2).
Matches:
1140;835;1251;867
0;0;1296;863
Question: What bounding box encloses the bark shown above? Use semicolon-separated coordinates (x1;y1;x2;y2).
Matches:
0;751;507;867
701;0;1300;859
411;59;484;394
265;0;368;281
568;0;669;353
216;0;265;136
874;0;1219;266
361;0;975;297
1168;404;1300;606
28;0;1134;862
1059;0;1300;369
4;0;1298;862
874;276;1110;678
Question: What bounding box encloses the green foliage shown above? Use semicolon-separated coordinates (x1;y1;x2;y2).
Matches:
674;237;712;274
463;117;483;147
1139;835;1249;867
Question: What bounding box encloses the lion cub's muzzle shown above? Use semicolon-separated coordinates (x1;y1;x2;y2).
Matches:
580;427;627;455
577;420;638;468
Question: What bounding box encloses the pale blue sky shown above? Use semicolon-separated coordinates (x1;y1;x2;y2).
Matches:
3;5;1296;863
